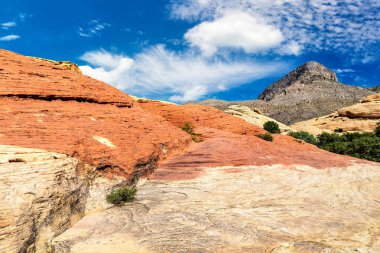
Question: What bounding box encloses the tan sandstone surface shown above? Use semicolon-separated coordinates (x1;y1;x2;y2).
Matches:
53;163;380;253
292;93;380;135
224;105;295;134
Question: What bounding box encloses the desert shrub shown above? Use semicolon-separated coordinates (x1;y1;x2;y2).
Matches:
375;122;380;137
181;122;202;142
263;121;281;134
334;128;344;133
106;187;137;205
317;132;345;146
256;133;273;142
316;132;380;162
288;131;317;145
321;141;350;155
347;136;380;162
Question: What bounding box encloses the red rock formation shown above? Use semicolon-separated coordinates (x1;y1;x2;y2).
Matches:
137;100;266;136
0;49;191;179
137;101;372;181
0;50;133;107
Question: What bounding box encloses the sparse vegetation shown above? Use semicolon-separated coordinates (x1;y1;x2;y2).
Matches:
316;132;380;162
181;122;203;142
106;187;137;205
289;129;380;162
263;121;281;134
288;131;317;145
256;133;273;142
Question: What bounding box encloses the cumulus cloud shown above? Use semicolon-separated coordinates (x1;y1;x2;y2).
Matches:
0;35;20;41
1;22;17;30
184;10;284;55
78;20;110;37
170;0;380;60
79;46;286;102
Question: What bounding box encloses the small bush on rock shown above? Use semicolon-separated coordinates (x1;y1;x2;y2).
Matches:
288;131;317;145
106;187;137;205
256;133;273;142
181;122;202;142
263;121;281;134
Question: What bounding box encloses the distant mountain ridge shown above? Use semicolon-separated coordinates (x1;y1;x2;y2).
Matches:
194;61;375;124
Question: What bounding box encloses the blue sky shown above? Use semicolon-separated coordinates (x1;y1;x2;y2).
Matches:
1;0;379;102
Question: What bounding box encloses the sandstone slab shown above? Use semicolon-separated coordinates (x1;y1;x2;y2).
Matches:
0;145;90;253
224;105;295;134
292;93;380;134
53;163;380;253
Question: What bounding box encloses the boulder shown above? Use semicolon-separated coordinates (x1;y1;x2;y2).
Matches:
292;93;380;134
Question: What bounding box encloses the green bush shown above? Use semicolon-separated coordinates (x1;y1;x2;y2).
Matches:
316;132;380;162
106;187;137;205
256;133;273;142
317;132;345;146
263;121;281;134
180;122;202;142
288;131;317;145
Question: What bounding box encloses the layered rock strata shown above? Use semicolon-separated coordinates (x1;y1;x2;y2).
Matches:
292;93;380;135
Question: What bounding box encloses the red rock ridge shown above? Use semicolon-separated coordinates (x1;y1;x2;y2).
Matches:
0;49;190;180
0;49;133;107
137;100;373;181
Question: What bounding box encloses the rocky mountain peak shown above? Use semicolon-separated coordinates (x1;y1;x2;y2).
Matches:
300;61;338;82
258;61;338;101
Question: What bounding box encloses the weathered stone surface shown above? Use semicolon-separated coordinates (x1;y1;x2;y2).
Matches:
135;100;370;177
53;163;380;253
224;105;295;134
292;93;380;134
0;145;91;253
0;49;191;180
29;57;82;74
136;100;266;136
194;62;374;124
0;49;133;107
0;98;190;179
337;93;380;119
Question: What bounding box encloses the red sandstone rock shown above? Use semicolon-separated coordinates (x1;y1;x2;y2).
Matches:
137;101;372;181
0;49;190;179
137;100;266;136
0;49;133;107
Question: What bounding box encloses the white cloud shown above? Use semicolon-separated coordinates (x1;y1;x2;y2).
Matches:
170;0;380;60
335;68;355;74
78;20;110;37
79;46;286;102
278;41;303;56
1;22;17;30
0;35;20;41
184;10;284;56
